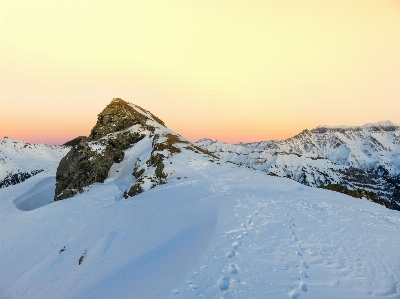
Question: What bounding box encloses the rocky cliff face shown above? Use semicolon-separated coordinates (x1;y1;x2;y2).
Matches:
54;131;146;200
55;99;154;200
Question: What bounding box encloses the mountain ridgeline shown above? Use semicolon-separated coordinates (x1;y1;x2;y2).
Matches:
0;138;69;189
1;98;399;211
195;122;400;210
54;98;217;201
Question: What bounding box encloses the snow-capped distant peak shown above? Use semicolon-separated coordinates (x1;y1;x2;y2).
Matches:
1;136;28;145
362;120;398;128
195;138;214;143
316;124;357;129
316;120;398;130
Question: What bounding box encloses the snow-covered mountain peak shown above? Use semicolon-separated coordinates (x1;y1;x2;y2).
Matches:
315;120;399;131
1;136;31;147
362;120;399;128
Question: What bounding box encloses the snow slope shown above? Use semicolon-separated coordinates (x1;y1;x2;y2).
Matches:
1;147;399;299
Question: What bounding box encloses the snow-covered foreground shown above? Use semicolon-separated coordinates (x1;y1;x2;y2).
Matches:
1;153;400;299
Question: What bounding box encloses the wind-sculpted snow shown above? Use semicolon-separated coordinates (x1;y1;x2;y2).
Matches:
1;154;399;299
196;122;400;208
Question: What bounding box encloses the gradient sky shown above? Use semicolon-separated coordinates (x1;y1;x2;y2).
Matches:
1;1;400;145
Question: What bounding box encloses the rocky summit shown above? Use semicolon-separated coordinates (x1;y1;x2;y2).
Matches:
55;99;152;200
54;98;216;201
89;98;164;140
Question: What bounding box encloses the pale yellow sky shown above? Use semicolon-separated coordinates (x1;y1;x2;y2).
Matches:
1;1;399;144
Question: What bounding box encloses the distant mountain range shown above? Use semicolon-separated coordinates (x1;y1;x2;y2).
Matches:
195;121;400;209
0;138;69;188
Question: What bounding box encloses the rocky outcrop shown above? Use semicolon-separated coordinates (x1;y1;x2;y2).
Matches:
89;98;163;140
63;136;89;147
54;98;211;201
54;98;156;201
123;133;188;198
55;132;145;200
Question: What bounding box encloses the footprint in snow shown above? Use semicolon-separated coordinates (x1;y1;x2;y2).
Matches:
218;277;230;291
232;241;241;249
228;263;238;274
300;281;308;292
300;270;308;278
302;261;309;269
225;250;236;258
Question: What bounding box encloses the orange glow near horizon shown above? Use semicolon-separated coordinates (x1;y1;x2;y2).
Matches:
1;1;400;145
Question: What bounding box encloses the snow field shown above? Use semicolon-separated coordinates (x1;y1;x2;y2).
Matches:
1;145;400;299
160;166;400;299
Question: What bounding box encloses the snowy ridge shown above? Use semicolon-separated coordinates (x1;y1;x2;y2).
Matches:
317;120;399;129
195;121;400;207
0;137;69;188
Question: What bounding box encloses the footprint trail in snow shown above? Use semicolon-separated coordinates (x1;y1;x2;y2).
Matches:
159;173;400;299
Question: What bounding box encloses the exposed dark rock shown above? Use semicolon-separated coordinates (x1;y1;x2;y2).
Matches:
54;132;145;201
123;132;190;198
89;98;163;140
54;98;161;201
78;250;87;265
63;136;89;147
123;183;144;198
0;169;44;189
319;183;399;211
